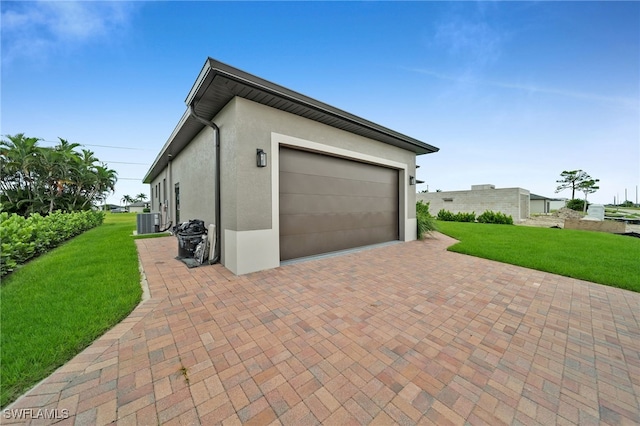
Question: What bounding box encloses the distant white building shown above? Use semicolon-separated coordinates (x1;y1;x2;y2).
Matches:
417;184;530;222
549;198;568;211
530;194;567;214
128;201;150;214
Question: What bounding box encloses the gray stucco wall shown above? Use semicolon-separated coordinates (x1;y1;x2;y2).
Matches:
417;187;530;221
171;126;216;225
150;171;168;226
152;95;421;273
150;126;216;227
153;97;419;234
226;96;417;232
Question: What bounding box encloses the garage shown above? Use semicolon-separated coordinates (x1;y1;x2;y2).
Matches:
145;58;439;275
279;146;399;261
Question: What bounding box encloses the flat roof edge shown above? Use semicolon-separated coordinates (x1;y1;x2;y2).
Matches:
145;57;439;183
143;110;194;183
192;58;439;154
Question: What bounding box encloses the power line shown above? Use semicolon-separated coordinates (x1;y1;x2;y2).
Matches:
39;139;153;151
104;161;150;165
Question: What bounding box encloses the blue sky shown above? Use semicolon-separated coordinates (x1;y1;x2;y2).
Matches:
2;1;639;206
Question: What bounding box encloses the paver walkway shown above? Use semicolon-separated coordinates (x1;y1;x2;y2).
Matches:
5;234;640;425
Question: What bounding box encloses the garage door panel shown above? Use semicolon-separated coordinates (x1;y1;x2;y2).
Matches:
280;225;398;260
280;171;396;198
280;147;399;261
280;211;398;236
280;193;396;215
280;148;394;184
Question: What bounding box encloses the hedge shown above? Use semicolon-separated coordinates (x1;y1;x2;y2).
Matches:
437;209;476;222
476;210;514;225
0;210;104;277
437;209;514;225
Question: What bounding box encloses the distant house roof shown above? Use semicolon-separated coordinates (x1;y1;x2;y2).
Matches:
128;201;149;208
144;58;439;183
530;193;564;201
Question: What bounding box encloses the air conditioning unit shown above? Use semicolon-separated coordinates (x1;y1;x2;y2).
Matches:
137;213;160;235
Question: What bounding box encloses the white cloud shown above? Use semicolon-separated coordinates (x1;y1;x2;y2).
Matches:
2;1;138;63
406;67;638;109
434;17;505;67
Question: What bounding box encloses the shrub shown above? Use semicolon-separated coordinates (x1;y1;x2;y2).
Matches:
437;209;476;222
477;210;514;225
416;201;437;239
437;209;456;221
455;212;476;222
416;200;431;217
0;210;104;277
566;198;586;212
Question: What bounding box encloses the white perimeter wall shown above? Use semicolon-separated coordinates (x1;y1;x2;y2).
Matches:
417;187;530;221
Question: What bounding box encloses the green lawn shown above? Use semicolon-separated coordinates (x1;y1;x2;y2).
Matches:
0;213;142;407
436;221;640;292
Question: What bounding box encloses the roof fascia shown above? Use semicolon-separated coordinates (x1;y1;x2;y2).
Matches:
190;58;439;154
145;57;439;184
143;109;193;183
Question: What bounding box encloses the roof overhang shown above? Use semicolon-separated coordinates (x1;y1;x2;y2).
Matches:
531;194;565;201
144;57;439;183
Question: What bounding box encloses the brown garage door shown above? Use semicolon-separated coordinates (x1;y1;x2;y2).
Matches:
279;147;399;261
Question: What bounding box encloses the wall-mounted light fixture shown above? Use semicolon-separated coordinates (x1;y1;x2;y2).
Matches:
256;149;267;168
409;175;416;186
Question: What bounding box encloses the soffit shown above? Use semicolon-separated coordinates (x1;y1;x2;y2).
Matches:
144;58;438;183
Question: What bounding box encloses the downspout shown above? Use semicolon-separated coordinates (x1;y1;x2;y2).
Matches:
168;153;172;225
163;154;174;232
188;103;221;264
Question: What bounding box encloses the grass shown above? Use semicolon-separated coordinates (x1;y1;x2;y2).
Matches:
0;213;142;407
436;221;640;292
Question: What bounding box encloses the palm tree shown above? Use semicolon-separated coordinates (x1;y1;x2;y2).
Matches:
81;164;117;210
0;134;41;211
135;193;148;203
121;195;135;211
37;146;70;214
1;134;117;215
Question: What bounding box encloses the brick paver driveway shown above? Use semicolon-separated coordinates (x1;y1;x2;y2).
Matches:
6;234;640;425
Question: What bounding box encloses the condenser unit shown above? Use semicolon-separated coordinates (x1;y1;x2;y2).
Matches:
137;213;160;235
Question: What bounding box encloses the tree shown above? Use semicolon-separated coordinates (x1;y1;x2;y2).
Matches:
555;170;589;199
135;193;148;202
0;134;118;216
89;165;117;207
0;134;41;210
578;178;600;212
121;195;135;210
